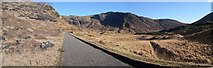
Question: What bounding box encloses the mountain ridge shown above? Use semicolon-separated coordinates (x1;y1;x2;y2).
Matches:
64;12;185;33
193;12;213;24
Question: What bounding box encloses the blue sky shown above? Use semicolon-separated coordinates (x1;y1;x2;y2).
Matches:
48;2;211;23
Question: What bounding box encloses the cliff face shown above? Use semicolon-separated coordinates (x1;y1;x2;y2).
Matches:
64;12;185;33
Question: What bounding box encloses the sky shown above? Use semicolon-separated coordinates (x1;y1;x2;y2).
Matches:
49;2;211;23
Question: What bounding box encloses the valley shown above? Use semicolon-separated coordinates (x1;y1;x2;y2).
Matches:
0;2;213;67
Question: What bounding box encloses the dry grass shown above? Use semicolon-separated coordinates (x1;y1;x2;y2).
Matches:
2;11;64;66
65;27;213;66
2;34;64;66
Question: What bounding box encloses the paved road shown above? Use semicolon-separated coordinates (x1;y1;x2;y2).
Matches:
61;32;130;66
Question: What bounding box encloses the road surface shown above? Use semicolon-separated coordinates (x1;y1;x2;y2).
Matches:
61;32;130;66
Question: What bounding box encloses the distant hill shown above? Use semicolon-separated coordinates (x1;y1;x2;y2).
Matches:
185;12;213;44
160;12;213;44
64;12;185;33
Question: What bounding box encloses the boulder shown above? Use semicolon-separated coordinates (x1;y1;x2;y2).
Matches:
39;41;54;49
0;35;5;40
0;45;10;49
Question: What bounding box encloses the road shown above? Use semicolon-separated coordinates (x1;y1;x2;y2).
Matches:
61;32;130;66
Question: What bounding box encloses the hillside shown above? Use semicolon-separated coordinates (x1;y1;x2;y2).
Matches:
2;2;60;22
1;2;69;66
184;12;213;45
64;12;185;33
193;12;213;25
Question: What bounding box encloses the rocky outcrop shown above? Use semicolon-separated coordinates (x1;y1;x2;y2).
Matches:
64;12;185;33
39;41;54;49
2;2;64;66
3;2;60;22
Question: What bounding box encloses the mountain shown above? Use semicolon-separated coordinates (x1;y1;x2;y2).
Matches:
163;12;213;35
64;12;185;33
193;12;213;24
163;12;213;44
185;12;213;44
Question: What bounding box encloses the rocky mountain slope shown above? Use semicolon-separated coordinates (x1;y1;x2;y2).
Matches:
2;2;60;22
64;12;185;33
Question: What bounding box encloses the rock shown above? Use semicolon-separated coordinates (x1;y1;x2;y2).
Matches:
15;40;20;45
98;41;105;44
162;36;171;39
147;36;158;40
137;36;146;40
27;28;34;32
69;31;73;33
39;41;54;49
145;36;155;40
0;45;10;49
0;35;5;40
174;34;184;38
178;43;186;46
23;36;31;39
58;49;65;52
18;35;31;39
100;32;105;35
